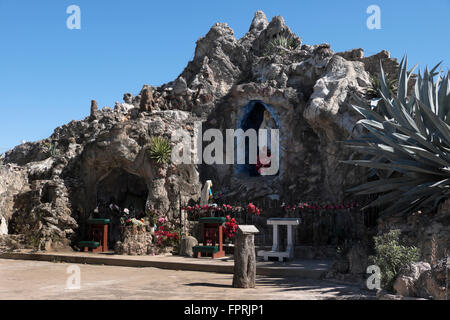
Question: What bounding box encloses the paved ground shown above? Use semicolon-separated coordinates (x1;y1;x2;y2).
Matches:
0;259;373;300
0;250;333;278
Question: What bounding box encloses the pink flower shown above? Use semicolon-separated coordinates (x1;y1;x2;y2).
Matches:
158;217;166;224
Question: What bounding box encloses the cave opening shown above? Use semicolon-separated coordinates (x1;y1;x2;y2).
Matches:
95;168;149;247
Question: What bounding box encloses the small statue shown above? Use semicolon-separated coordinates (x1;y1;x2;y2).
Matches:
200;180;213;206
259;110;276;153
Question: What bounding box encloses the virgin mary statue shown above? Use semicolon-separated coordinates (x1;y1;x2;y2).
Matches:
259;110;276;154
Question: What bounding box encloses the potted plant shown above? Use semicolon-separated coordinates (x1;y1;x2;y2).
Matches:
145;209;159;234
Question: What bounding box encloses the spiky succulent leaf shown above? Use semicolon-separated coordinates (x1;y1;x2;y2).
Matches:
343;56;450;215
148;136;171;164
264;35;299;55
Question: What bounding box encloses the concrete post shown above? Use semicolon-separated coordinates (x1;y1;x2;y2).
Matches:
272;224;279;251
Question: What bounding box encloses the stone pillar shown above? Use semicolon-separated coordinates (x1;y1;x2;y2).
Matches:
233;225;259;288
140;86;154;112
90;100;98;121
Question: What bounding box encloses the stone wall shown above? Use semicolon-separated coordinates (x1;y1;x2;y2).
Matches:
114;225;154;256
378;199;450;263
0;164;28;235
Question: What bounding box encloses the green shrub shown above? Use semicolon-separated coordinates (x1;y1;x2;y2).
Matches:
148;136;171;164
369;230;420;291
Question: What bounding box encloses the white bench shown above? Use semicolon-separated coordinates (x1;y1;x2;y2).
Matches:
257;218;300;262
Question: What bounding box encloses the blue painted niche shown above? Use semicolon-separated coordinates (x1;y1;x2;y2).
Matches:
234;100;280;176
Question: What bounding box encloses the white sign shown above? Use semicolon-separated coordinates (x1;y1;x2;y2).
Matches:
238;225;259;234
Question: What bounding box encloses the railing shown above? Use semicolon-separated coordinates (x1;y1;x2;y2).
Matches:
180;198;379;247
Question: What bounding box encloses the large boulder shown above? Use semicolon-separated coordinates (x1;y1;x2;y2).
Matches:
415;259;448;300
303;55;371;201
114;225;154;256
179;235;198;257
393;262;431;297
394;259;448;300
0;164;29;235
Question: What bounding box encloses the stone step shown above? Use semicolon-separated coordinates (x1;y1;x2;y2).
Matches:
0;251;333;279
256;245;338;259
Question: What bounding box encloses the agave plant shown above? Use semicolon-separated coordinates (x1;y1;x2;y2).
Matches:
367;73;398;99
342;56;450;215
148;136;171;164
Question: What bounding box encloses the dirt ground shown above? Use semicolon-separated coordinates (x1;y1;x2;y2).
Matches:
0;259;374;300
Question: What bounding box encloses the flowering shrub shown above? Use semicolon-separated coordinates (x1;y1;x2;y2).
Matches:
247;203;260;216
121;217;145;226
182;203;261;219
154;225;179;247
223;215;238;240
154;215;180;248
282;202;360;213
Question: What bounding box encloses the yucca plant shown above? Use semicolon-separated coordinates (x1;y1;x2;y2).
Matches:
44;141;60;158
148;136;171;164
342;56;450;215
264;34;299;56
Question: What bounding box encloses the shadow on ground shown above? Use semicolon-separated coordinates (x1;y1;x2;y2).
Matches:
255;277;375;299
185;282;232;288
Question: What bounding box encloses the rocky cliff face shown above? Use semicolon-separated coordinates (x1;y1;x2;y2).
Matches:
0;11;401;250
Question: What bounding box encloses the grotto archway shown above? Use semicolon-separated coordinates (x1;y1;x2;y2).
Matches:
235;100;280;177
95;168;149;247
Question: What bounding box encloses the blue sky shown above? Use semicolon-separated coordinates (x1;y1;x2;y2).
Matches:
0;0;449;152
